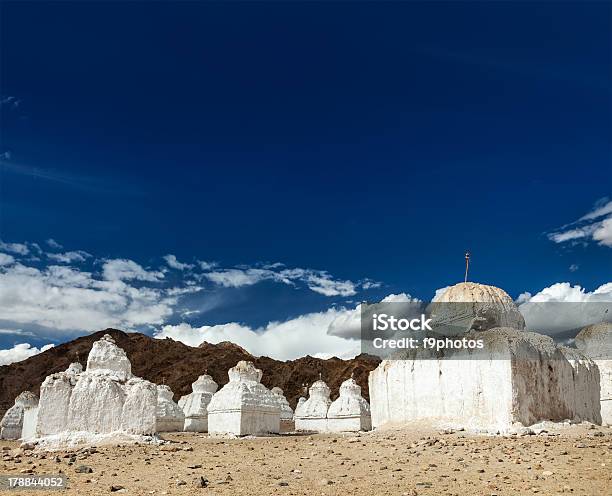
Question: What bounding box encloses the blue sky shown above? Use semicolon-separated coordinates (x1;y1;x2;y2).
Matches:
0;2;610;362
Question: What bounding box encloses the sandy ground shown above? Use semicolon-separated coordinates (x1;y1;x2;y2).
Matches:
1;425;611;496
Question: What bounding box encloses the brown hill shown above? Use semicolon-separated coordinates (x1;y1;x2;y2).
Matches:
0;329;380;418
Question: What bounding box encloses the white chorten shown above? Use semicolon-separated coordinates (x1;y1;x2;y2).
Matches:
271;387;294;431
207;361;280;436
35;335;158;446
294;397;306;420
294;380;331;432
156;385;185;432
576;322;612;425
327;377;371;432
181;374;218;432
0;391;38;440
369;283;602;433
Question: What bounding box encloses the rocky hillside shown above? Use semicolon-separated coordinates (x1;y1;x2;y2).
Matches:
0;329;380;418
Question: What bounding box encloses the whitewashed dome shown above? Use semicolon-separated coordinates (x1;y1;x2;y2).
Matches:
207;361;279;413
182;374;218;422
430;282;525;333
271;387;293;420
191;374;218;394
295;380;331;419
86;334;132;381
66;362;83;375
155;385;185;426
575;322;612;359
327;378;370;419
14;391;39;408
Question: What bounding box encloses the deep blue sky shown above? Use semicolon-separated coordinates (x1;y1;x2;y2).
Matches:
0;2;611;352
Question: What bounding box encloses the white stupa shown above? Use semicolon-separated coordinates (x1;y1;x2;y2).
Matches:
576;322;612;425
35;334;158;446
181;374;218;432
207;361;280;436
294;397;306;420
0;391;38;440
369;283;602;433
271;387;294;431
327;377;371;432
156;385;185;432
294;379;331;432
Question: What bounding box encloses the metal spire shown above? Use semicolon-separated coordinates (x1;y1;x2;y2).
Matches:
464;251;470;283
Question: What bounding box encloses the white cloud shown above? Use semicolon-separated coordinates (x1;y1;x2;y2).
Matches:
102;259;164;282
592;217;612;247
548;199;612;248
0;262;175;334
304;274;356;297
204;268;271;287
197;260;218;270
0;343;54;366
0;253;15;266
203;265;375;297
569;264;579;272
579;198;612;221
0;328;35;337
163;254;194;271
47;250;91;264
156;292;416;359
0;240;29;255
46;238;63;250
518;282;612;335
155;307;361;361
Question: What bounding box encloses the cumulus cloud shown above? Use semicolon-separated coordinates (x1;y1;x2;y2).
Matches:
163;254;194;271
548;198;612;248
0;238;380;353
0;262;175;334
154;307;361;361
157;291;419;359
0;253;15;266
197;260;218;270
102;259;165;282
46;238;63;250
0;240;29;255
518;282;612;335
47;250;92;264
0;343;54;366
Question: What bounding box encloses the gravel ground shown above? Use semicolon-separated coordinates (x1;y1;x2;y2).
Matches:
1;424;610;496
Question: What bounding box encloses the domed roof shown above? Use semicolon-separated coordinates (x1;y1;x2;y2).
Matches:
327;378;370;419
157;384;175;401
228;361;263;383
14;391;38;408
575;322;612;359
207;361;279;413
86;334;132;381
430;282;525;333
271;387;293;420
295;380;331;419
434;282;515;305
191;374;218;394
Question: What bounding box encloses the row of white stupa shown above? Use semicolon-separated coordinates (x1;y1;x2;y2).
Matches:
1;282;610;444
0;334;372;442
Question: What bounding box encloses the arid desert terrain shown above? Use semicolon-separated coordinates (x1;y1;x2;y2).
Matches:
1;424;610;496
